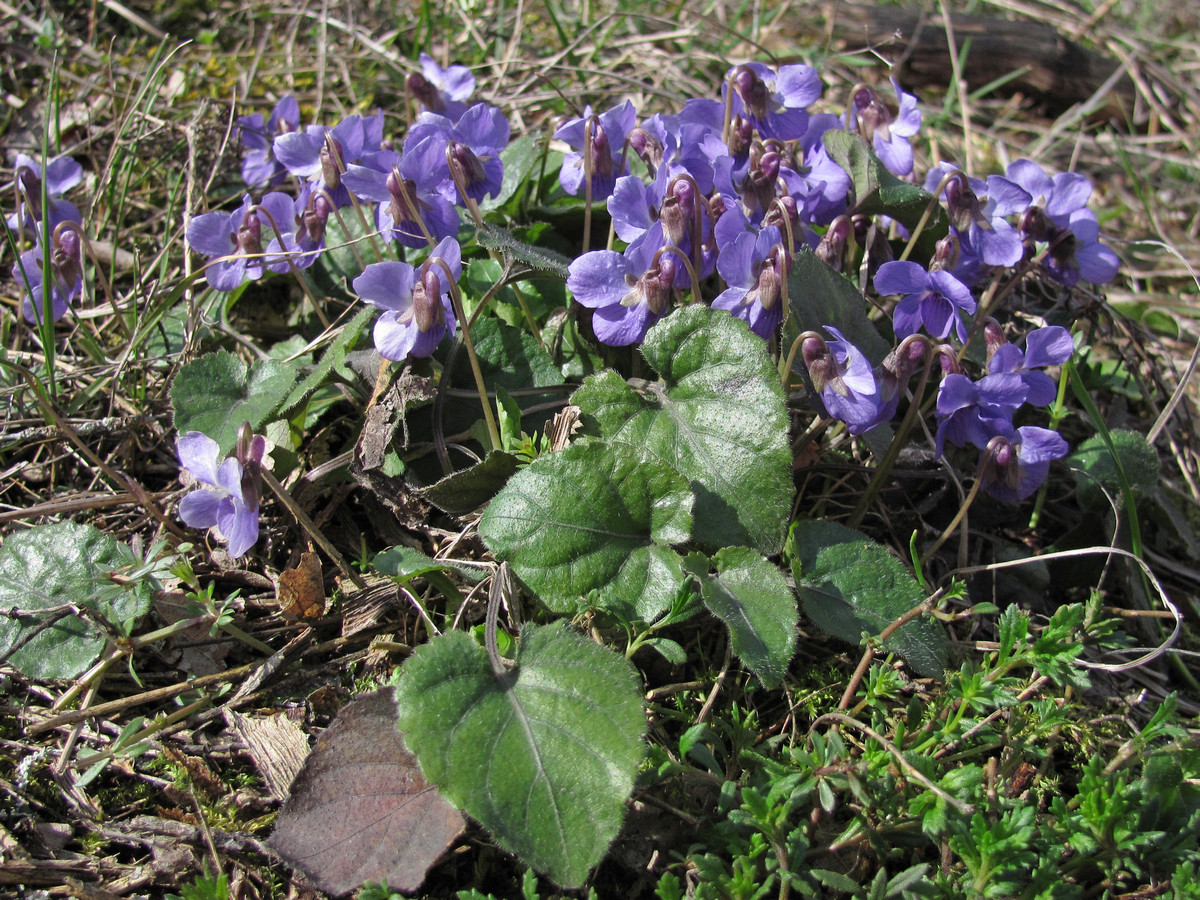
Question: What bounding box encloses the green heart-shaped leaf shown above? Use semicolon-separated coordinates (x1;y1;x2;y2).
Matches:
479;441;691;616
170;350;298;455
393;623;646;888
0;522;154;679
788;520;947;677
573;305;791;555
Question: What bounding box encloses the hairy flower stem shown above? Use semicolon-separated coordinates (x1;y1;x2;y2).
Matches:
55;221;127;337
433;256;502;452
582;117;595;252
251;203;331;329
900;170;959;262
260;467;367;590
919;437;1004;568
848;349;936;528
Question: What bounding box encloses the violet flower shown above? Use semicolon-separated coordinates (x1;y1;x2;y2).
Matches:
725;62;822;142
342;147;460;249
408;53;475;121
405;103;509;206
273;113;384;208
554;100;637;200
847;79;921;177
874;260;977;342
935;372;1027;455
987;325;1074;406
567;236;674;346
177;429;264;559
802;327;884;434
187;194;274;291
980;425;1069;503
260;187;328;273
712;221;789;340
353;236;462;360
1006;158;1119;286
237;95;300;188
924;163;1030;267
12;233;83;324
6;153;84;236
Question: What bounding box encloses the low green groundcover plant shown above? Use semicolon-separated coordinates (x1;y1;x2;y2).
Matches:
4;38;1197;900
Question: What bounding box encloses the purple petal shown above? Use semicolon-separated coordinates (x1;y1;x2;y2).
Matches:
354;261;416;312
187;211;237;257
983;175;1031;218
177;431;222;486
374;313;420;360
179;489;223;530
592;301;656;346
891;294;924;339
1046;172;1092;219
874;260;930;297
218;501;259;558
567;251;633;308
1024;326;1074;368
44;156;83;195
274;131;322;177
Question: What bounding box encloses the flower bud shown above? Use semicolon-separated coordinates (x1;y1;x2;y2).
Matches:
801;335;831;393
983;318;1007;361
236;211;263;257
816;215;853;270
448;141;487;193
733;65;771;121
412;267;446;333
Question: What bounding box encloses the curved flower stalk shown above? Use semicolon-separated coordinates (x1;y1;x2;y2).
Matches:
801;327;885;434
353;236;462;360
554;100;637;200
846;78;921;177
177;428;265;559
187;193;284;291
567;236;680;346
724;62;822;142
1006;158;1120;286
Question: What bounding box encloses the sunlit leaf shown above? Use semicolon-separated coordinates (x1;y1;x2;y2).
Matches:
170;350;298;455
572;305;791;554
0;522;154;679
683;548;797;688
479;441;691;617
393;623;646;889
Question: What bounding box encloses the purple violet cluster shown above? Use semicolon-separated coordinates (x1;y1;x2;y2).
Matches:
174;54;1122;529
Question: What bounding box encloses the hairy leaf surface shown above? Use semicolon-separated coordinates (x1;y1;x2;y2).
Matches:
0;522;154;679
479;442;691;616
789;520;947;676
393;623;646;889
572;305;791;554
170;350;298;455
683;548;797;688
